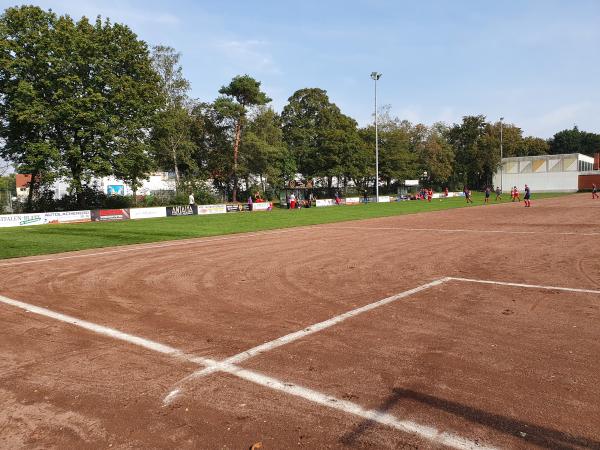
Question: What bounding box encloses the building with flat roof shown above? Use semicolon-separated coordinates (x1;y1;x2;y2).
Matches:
493;153;596;192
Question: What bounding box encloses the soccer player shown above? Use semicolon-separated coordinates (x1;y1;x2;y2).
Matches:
484;186;491;204
495;186;502;201
513;186;521;202
592;183;598;199
463;186;473;203
427;188;433;202
524;184;531;207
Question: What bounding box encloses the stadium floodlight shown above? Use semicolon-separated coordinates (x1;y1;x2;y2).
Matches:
500;117;504;192
370;72;382;202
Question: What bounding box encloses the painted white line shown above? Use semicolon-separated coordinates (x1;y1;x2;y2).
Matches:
166;278;451;392
329;225;600;237
218;362;496;450
0;226;312;268
447;277;600;294
0;294;218;367
0;292;491;450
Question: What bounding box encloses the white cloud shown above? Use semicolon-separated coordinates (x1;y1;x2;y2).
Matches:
526;102;598;137
215;39;282;75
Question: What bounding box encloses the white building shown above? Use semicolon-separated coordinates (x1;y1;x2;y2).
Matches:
44;172;176;199
493;153;595;193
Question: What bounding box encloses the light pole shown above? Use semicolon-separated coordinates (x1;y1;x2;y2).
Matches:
370;72;382;202
499;117;504;192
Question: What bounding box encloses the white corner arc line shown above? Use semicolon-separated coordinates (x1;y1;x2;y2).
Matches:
168;278;451;388
0;294;217;367
447;277;600;294
328;225;600;237
0;292;492;450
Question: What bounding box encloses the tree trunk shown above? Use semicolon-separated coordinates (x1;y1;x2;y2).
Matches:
171;146;180;187
26;170;38;212
232;119;242;202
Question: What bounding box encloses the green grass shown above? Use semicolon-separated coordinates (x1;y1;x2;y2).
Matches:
0;192;568;260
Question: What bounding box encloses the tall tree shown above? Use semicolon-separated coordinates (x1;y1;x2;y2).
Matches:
0;6;60;210
447;115;489;188
218;75;271;202
52;15;161;206
151;45;190;109
150;45;194;185
282;88;359;188
415;123;454;187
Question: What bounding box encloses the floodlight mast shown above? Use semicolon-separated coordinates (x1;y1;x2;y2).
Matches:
500;117;504;192
370;72;382;202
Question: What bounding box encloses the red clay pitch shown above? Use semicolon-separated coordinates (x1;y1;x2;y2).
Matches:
1;193;599;449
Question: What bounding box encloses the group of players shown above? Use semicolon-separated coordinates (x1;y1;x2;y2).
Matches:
464;184;532;207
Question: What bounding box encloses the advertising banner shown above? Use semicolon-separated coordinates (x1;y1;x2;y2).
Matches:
226;204;243;213
196;204;227;215
44;210;91;224
378;196;391;203
344;197;360;205
0;210;92;227
166;205;197;216
107;185;125;195
0;213;46;228
129;207;167;220
316;199;334;207
91;209;130;222
251;202;272;211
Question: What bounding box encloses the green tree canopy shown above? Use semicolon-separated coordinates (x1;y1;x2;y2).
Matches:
218;75;271;202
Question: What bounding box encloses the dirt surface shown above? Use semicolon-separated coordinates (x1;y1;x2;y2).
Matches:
0;193;599;449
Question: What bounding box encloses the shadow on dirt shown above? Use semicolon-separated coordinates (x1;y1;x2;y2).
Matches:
340;387;600;450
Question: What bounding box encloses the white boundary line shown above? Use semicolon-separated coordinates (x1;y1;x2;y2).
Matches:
0;294;217;367
0;288;490;450
328;225;600;237
166;278;451;393
447;277;600;294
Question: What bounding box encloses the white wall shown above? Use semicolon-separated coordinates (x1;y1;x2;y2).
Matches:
493;171;579;192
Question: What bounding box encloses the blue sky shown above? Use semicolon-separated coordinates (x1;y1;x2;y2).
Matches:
3;0;600;137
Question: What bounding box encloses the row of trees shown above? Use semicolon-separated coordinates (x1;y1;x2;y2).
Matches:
2;6;599;212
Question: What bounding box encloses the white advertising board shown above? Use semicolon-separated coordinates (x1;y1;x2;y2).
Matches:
197;204;227;215
0;210;92;228
251;202;272;211
316;199;334;207
345;197;360;205
0;213;46;227
129;207;167;220
378;196;391;203
43;210;91;224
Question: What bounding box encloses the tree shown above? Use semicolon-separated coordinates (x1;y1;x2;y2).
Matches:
113;133;155;202
218;75;271;202
151;45;190;109
520;136;549;156
282;88;361;190
0;6;61;210
549;127;600;156
416;123;454;187
447;115;490;188
51;15;161;206
240;107;294;194
150;45;194;186
151;106;196;184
